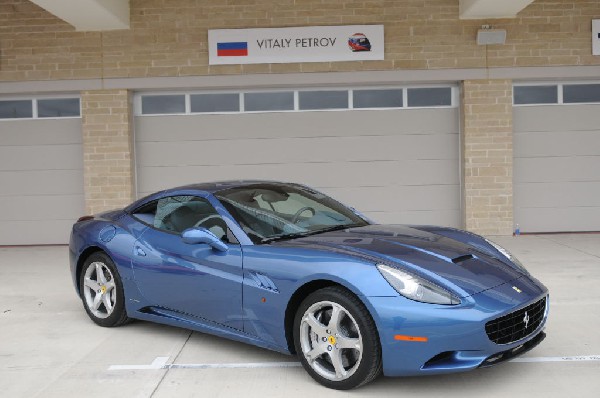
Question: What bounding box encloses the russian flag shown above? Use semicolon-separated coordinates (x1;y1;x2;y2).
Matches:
217;42;248;56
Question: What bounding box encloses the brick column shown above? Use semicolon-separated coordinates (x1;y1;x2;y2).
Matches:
461;80;513;236
81;89;135;215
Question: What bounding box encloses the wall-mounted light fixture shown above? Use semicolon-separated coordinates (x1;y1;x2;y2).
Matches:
477;25;506;45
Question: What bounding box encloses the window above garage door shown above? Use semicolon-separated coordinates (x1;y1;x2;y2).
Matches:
514;82;600;106
135;85;457;116
0;95;81;120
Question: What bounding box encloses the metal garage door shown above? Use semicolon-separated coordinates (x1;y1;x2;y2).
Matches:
135;92;460;227
514;103;600;232
0;119;84;245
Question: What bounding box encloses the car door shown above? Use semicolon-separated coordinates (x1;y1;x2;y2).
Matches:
130;194;244;331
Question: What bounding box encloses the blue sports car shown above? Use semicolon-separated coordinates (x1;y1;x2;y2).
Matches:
69;181;548;389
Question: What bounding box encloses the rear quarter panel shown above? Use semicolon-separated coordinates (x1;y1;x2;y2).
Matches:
69;213;148;296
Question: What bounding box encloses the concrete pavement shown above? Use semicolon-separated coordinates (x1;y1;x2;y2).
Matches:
1;234;599;397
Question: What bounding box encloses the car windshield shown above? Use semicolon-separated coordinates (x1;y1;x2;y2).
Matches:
215;183;369;244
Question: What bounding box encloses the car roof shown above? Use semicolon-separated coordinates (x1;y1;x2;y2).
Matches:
171;180;292;194
125;180;297;211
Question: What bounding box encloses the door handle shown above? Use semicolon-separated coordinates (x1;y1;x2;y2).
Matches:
134;245;146;257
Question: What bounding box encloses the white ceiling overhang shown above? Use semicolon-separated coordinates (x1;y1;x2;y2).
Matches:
29;0;129;31
459;0;535;19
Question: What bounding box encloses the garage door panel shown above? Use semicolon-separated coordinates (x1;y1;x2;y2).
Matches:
138;160;458;196
365;210;460;226
514;131;600;158
0;144;83;171
136;109;458;142
0;220;75;245
514;207;600;233
514;101;600;232
0;170;83;196
515;156;600;183
0;119;82;146
515;182;600;208
136;134;458;167
322;185;460;212
136;102;460;228
0;195;84;221
0;115;83;244
514;105;600;133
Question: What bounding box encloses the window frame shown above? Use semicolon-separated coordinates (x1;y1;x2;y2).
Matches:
0;99;33;119
562;83;600;104
140;94;187;116
513;81;600;106
243;91;296;113
134;85;458;116
130;195;237;243
0;94;81;121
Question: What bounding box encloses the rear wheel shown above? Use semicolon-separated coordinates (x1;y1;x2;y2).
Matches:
79;252;128;327
293;286;382;390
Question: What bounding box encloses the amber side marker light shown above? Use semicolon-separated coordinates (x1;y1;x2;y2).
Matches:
394;335;428;342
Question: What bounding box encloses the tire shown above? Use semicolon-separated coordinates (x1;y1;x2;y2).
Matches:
79;251;129;327
293;286;382;390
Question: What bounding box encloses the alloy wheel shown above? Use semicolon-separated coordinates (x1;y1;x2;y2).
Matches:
299;300;363;381
83;261;117;319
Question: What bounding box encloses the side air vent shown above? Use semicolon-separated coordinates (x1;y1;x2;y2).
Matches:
451;254;474;264
247;271;280;293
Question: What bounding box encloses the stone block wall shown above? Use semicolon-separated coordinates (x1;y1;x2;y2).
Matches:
462;79;514;235
3;0;600;235
81;90;134;215
1;0;599;81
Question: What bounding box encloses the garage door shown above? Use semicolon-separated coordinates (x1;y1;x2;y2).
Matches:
0;97;84;245
135;87;460;227
514;83;600;232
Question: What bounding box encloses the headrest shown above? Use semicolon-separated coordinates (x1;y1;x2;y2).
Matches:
258;190;289;203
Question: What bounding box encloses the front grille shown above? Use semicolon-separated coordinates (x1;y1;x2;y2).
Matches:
485;296;547;345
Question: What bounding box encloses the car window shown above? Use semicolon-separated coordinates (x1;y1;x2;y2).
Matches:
132;196;232;242
215;184;369;244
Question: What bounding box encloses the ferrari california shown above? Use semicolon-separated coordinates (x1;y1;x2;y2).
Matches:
69;181;548;389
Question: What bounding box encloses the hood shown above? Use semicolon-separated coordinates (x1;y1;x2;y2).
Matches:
275;224;525;297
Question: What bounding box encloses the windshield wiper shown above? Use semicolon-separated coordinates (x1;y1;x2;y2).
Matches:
261;232;311;244
261;224;363;244
304;224;361;236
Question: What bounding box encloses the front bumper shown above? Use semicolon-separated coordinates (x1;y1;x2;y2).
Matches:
365;285;549;377
479;330;546;367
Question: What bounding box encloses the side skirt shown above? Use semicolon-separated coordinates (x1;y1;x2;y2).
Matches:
130;306;292;356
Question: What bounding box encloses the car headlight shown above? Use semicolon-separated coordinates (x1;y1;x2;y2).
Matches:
483;238;529;274
377;264;460;305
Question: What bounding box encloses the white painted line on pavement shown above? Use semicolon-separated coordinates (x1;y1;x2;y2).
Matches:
108;355;600;371
510;355;600;363
108;357;301;370
108;356;170;370
168;362;302;369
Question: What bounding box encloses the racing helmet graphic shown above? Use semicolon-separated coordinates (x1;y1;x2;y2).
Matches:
348;33;371;52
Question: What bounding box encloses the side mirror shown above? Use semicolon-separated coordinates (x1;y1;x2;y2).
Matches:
181;227;228;252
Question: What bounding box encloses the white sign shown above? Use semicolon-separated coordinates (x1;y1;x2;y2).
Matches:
593;20;600;56
208;25;384;65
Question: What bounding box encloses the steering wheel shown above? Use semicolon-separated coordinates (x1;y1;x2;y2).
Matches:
291;207;316;224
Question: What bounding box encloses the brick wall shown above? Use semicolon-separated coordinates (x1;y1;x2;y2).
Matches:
1;0;599;81
3;0;599;234
81;90;134;215
462;80;514;236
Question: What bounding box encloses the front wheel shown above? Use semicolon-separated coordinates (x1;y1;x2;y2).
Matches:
79;252;129;327
293;286;382;390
